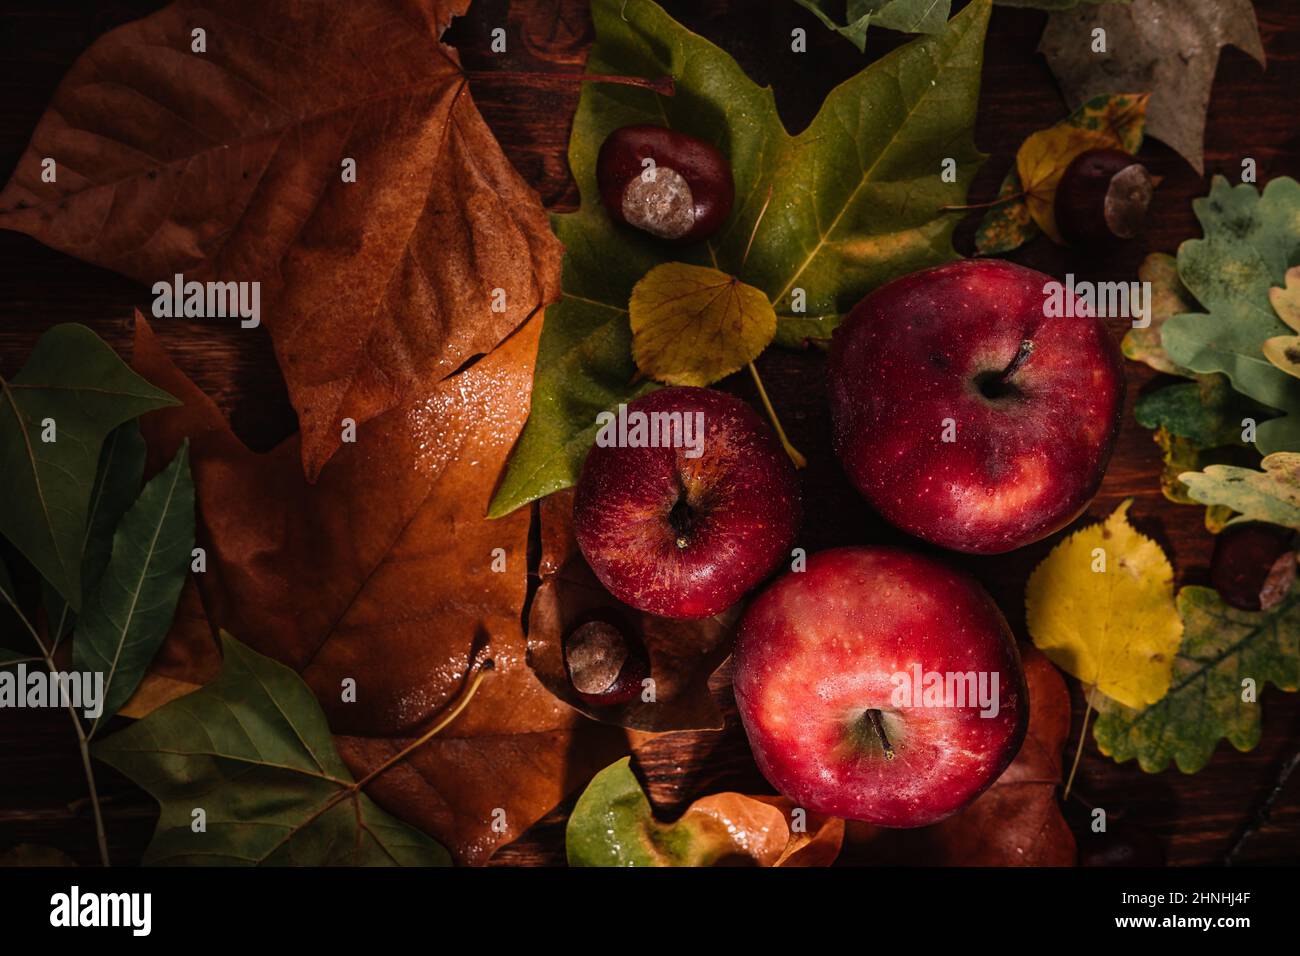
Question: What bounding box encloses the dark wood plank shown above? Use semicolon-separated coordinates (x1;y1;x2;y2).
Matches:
1;0;1298;867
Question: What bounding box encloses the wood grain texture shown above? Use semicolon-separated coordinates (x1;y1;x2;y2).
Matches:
1;0;1298;866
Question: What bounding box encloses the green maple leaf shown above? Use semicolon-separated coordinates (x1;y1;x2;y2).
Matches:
1161;177;1300;455
1094;585;1300;773
94;633;450;866
794;0;952;53
490;0;990;517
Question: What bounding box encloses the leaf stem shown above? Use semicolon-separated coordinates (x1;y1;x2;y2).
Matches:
352;660;495;792
941;190;1028;212
1063;687;1095;802
464;70;675;97
0;578;110;866
747;362;806;469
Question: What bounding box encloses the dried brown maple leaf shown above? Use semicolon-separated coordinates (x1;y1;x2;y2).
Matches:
130;314;627;865
0;0;562;480
527;489;736;732
845;646;1077;866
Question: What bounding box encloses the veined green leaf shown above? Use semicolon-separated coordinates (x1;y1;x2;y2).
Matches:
74;442;194;731
0;325;175;609
1095;585;1300;773
93;633;451;866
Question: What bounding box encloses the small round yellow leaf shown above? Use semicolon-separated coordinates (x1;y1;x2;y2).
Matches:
629;262;777;387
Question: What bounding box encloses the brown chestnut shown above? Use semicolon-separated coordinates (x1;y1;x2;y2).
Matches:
563;619;649;707
1054;147;1153;246
1210;522;1296;612
596;125;734;243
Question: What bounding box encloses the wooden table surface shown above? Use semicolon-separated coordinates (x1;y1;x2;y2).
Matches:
1;0;1298;866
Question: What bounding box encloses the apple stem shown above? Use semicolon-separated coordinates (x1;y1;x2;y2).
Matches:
864;708;896;761
1063;687;1095;801
747;362;807;469
998;339;1035;383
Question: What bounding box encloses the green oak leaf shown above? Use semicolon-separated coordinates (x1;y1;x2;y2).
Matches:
795;0;952;52
491;0;990;517
1094;585;1300;773
1135;375;1271;449
73;442;194;732
1121;252;1197;376
94;632;451;866
44;421;147;646
1161;177;1300;455
1180;453;1300;530
0;324;176;609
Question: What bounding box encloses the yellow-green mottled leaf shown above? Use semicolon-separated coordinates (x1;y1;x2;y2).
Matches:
1025;500;1183;708
1180;452;1300;529
566;757;843;866
630;263;776;387
1094;585;1300;773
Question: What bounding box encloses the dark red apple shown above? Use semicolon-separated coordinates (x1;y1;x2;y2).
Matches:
573;387;800;620
733;546;1028;826
828;259;1124;554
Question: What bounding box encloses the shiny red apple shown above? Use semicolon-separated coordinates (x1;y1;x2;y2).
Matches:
574;387;800;620
733;546;1028;826
828;259;1125;554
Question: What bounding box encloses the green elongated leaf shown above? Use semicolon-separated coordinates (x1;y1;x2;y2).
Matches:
491;0;990;517
795;0;952;52
1161;177;1300;454
44;421;147;645
0;555;38;664
1095;585;1300;773
93;632;451;866
1135;376;1271;449
0;324;176;609
73;443;194;730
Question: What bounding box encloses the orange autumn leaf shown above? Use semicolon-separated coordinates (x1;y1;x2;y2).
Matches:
0;0;562;480
130;313;627;865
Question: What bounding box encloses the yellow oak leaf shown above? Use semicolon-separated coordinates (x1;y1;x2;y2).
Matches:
629;262;777;387
1025;500;1183;709
1263;266;1300;380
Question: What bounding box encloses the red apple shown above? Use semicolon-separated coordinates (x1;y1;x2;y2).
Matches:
733;546;1028;826
574;387;800;620
828;259;1124;554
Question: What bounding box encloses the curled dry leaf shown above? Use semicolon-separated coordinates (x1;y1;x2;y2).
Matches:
629;263;777;387
130;314;628;865
527;490;733;732
0;0;562;480
1121;252;1197;376
566;756;843;866
846;647;1076;866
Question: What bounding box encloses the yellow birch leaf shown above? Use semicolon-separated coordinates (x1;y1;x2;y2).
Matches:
1017;126;1113;243
1025;500;1183;709
630;262;777;387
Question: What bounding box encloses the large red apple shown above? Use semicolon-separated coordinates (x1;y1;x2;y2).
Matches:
574;387;800;619
828;259;1124;554
733;546;1027;826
